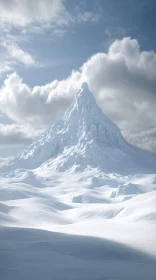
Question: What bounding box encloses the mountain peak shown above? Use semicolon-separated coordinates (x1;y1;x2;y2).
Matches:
77;82;92;97
76;82;95;109
81;82;89;91
3;83;156;174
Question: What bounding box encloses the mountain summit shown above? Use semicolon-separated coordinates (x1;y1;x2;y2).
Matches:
4;83;156;174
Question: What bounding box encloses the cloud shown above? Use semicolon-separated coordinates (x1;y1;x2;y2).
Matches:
0;0;101;31
0;64;12;77
124;128;156;154
0;156;13;166
0;72;81;127
0;39;39;75
0;37;156;152
0;123;42;146
75;9;101;23
0;0;69;27
4;42;37;67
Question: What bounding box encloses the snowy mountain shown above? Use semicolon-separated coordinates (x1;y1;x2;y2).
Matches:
1;83;156;280
3;82;156;174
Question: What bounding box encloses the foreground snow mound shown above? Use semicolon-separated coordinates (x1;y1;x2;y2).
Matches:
1;227;156;280
2;82;156;174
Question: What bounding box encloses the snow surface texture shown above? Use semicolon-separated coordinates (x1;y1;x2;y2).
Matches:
0;83;156;279
1;82;156;174
1;169;156;280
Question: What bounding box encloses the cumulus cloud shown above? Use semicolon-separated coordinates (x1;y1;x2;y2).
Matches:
0;72;81;127
0;37;156;152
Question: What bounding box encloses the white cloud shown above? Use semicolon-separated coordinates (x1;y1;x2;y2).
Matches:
0;37;156;152
76;10;101;23
0;0;101;31
0;156;13;166
0;123;42;146
4;42;36;67
0;0;69;27
0;72;81;127
124;128;156;154
0;64;12;77
0;39;39;74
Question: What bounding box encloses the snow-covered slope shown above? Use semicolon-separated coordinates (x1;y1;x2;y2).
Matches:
3;82;156;174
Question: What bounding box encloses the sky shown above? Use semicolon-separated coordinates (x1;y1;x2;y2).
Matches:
0;0;156;161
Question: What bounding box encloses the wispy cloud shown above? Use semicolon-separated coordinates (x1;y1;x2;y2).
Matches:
0;156;13;166
0;0;69;27
0;64;12;77
0;38;42;71
124;128;156;153
4;42;37;67
0;0;101;74
0;0;101;33
75;6;101;24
